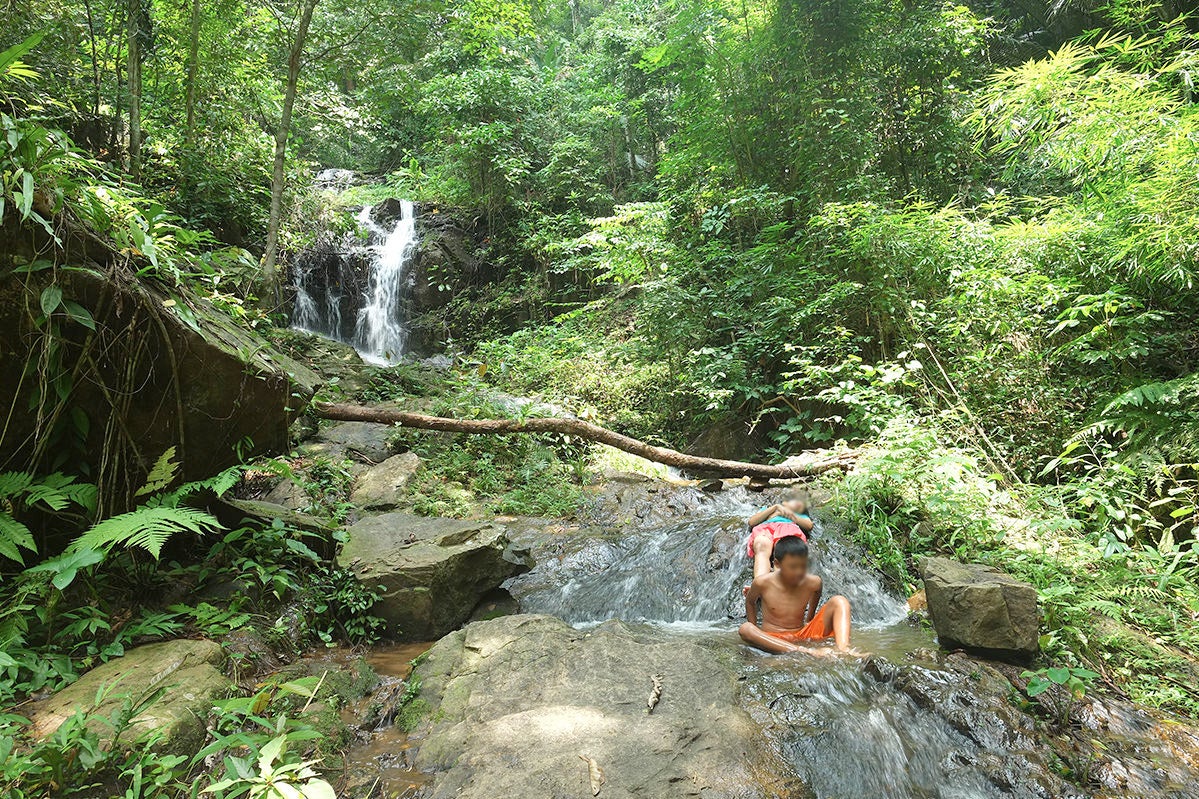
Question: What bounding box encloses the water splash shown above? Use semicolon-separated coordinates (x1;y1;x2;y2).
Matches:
504;493;1058;798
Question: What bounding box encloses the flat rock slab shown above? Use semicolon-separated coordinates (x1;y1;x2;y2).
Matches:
339;513;529;640
411;615;781;799
350;451;422;510
305;420;394;464
921;557;1039;663
31;639;231;756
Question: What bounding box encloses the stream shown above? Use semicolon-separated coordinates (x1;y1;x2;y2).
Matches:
504;494;1026;799
342;487;1105;798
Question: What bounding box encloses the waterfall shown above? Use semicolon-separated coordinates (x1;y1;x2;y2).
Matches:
290;200;417;366
353;202;416;365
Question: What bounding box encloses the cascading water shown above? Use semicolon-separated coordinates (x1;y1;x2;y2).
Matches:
353;202;416;365
291;200;417;365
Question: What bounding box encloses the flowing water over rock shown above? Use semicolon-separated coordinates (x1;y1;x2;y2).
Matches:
502;489;1081;799
292;201;417;365
333;483;1197;798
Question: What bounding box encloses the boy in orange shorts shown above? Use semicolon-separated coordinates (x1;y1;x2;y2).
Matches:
739;536;855;654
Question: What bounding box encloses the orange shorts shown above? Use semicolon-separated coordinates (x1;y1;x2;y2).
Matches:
763;605;832;643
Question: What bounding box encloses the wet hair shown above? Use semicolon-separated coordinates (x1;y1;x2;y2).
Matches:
772;535;808;563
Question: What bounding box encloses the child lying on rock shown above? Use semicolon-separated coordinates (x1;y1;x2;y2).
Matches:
739;536;858;656
746;496;814;579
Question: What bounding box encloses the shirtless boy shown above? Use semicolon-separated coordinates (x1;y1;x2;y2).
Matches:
739;535;854;654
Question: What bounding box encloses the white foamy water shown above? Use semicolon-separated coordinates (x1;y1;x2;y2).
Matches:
353;202;416;365
290;201;417;365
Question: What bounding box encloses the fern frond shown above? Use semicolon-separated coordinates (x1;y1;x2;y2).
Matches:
135;448;180;498
24;472;89;512
73;506;221;559
0;512;36;564
1081;598;1124;620
0;471;33;500
149;465;242;509
1103;584;1171;602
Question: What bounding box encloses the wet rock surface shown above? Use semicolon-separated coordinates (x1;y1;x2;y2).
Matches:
862;652;1085;798
410;614;790;799
338;512;530;640
921;556;1040;663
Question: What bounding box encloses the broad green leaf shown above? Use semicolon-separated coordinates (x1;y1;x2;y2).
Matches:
40;284;62;316
1046;667;1071;685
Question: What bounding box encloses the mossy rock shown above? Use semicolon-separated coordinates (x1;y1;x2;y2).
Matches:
30;639;233;758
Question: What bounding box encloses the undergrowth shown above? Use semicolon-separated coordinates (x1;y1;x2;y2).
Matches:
828;418;1199;717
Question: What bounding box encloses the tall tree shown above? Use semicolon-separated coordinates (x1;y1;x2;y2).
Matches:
184;0;203;142
127;0;143;180
261;0;319;305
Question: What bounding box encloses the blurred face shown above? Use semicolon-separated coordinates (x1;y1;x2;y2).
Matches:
775;553;808;584
781;498;805;514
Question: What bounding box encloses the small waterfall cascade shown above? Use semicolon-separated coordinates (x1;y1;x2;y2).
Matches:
290;200;418;365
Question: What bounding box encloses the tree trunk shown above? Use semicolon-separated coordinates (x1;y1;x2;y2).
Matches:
261;0;319;309
313;402;857;479
184;0;202;141
127;0;142;180
83;0;102;115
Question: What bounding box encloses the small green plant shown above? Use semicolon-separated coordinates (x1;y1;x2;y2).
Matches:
1022;665;1100;700
202;734;335;799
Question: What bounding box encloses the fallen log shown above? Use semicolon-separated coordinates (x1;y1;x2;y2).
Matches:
313;402;856;479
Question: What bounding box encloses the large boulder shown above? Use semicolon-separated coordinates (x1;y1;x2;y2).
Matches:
350;451;422;510
0;216;319;485
30;639;231;756
410;615;786;799
920;557;1040;663
338;513;530;640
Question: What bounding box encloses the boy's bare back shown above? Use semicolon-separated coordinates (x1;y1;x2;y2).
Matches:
749;571;822;631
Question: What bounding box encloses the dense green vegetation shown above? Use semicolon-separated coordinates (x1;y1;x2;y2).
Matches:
2;0;1199;792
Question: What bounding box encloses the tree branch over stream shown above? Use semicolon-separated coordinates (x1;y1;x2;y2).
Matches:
313;402;857;479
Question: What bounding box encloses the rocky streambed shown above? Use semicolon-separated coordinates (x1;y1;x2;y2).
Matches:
333;470;1199;799
26;409;1199;798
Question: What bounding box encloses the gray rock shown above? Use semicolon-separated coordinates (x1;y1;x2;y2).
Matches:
0;262;320;483
338;513;529;640
314;420;394;464
411;615;784;799
30;639;231;756
684;417;764;463
263;478;312;511
920;557;1040;663
350;451;422;510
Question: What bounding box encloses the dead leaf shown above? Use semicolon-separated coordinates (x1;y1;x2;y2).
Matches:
579;754;604;796
646;674;663;714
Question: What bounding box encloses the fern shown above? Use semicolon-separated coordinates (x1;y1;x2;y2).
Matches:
152;465;242;508
72;506;222;559
0;471;96;566
0;471;33;498
135;447;180;498
0;513;36;564
1084;374;1199;457
1103;584;1171;602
